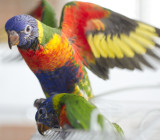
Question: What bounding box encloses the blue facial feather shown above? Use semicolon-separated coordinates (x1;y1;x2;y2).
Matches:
35;95;59;128
5;15;38;48
6;15;31;31
35;63;80;95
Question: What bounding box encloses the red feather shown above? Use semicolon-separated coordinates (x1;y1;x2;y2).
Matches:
29;1;43;21
61;2;110;63
59;105;71;127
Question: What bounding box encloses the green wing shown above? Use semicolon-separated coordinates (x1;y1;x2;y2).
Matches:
62;94;123;133
29;0;57;28
40;0;57;28
62;94;96;130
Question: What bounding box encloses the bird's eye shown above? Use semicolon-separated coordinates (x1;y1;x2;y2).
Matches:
25;25;31;33
39;108;46;115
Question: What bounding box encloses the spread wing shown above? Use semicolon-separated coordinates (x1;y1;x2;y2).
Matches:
60;1;160;79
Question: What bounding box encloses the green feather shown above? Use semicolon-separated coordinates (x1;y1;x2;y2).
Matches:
54;93;124;135
62;94;95;129
41;0;58;28
78;68;93;98
113;123;124;135
40;22;61;45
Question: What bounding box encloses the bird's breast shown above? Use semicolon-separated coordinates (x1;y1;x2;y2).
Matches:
18;33;75;72
18;46;73;73
35;62;83;95
18;33;85;95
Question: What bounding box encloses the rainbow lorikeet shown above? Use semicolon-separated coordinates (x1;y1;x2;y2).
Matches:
5;1;160;99
1;0;57;42
1;0;57;63
34;93;124;137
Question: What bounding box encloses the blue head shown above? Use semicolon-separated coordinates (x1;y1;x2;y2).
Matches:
34;96;59;135
5;15;38;49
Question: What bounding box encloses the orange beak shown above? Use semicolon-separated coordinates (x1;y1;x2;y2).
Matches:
37;122;51;135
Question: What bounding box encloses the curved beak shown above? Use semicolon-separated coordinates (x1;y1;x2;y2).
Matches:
7;30;19;49
37;122;51;135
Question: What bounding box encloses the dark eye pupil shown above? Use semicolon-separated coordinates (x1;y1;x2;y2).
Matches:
26;26;30;32
39;109;43;114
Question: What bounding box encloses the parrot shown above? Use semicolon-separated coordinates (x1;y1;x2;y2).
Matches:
5;1;160;98
1;0;57;41
34;93;124;137
0;0;57;61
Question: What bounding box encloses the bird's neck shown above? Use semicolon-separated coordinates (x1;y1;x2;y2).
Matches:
36;20;61;46
52;93;66;116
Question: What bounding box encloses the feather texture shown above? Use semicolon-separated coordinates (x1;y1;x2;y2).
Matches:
60;1;160;79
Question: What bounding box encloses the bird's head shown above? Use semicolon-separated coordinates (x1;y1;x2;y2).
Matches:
34;96;60;135
5;15;39;49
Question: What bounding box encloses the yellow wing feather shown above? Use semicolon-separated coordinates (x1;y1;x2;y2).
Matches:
113;36;135;58
135;27;157;38
93;33;105;57
87;34;100;58
87;22;159;60
107;36;124;58
105;35;115;58
130;32;154;48
99;36;109;57
93;33;108;57
121;34;146;54
138;22;156;33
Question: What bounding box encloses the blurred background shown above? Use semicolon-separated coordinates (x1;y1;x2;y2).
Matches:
0;0;160;140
